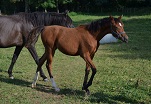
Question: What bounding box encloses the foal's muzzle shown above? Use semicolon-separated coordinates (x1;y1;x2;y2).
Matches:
112;31;128;43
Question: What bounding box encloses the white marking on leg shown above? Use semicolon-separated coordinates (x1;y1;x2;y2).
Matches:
50;78;60;92
32;72;39;88
10;76;14;79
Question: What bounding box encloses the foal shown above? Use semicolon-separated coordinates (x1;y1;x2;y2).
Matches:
28;16;128;95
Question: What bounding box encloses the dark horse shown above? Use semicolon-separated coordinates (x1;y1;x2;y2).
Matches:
26;16;128;95
0;11;73;80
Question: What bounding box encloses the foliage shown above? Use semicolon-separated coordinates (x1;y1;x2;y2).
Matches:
41;0;56;10
1;0;151;14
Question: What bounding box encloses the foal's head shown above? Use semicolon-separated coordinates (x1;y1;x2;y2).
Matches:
86;16;128;43
110;16;128;43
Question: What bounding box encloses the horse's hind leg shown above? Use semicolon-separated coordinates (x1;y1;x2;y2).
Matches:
8;46;23;79
32;51;47;88
46;49;60;92
27;46;48;81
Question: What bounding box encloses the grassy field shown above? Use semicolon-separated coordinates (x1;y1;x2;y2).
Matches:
0;12;151;104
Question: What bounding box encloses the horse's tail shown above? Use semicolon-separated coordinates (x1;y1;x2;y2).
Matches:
25;26;44;48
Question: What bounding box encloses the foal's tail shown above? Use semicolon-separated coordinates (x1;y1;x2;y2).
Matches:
25;26;44;48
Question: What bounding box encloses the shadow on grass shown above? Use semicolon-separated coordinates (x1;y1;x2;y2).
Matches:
0;69;2;72
90;91;142;104
34;85;85;96
0;73;143;103
0;74;31;87
34;84;142;104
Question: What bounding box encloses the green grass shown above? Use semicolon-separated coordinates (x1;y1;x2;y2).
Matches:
0;13;151;104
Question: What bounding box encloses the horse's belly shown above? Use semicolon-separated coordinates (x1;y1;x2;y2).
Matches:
57;44;79;56
56;34;80;56
0;34;23;48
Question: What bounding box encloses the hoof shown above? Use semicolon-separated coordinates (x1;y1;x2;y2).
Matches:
82;86;90;95
41;75;47;81
31;83;36;88
9;76;14;79
43;78;48;82
85;89;90;95
54;87;60;92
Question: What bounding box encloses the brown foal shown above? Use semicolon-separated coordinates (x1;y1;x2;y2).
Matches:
28;16;128;95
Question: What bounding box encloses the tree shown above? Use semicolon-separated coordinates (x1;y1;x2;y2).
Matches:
24;0;29;12
55;0;73;13
41;0;56;12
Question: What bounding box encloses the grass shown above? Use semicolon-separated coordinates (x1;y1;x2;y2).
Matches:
0;12;151;104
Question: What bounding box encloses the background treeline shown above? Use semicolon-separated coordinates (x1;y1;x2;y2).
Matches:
0;0;151;14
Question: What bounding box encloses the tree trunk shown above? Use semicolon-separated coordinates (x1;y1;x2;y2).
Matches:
56;0;59;13
25;0;29;13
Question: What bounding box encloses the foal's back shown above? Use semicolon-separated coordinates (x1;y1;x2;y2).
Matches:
41;25;97;56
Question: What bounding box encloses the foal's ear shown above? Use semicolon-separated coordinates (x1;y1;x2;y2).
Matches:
109;15;114;19
109;16;115;24
118;15;123;20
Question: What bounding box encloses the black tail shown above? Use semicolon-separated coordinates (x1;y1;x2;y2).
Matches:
25;26;44;48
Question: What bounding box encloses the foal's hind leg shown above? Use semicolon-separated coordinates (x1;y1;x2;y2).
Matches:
82;63;90;91
8;46;23;79
27;46;48;81
46;50;60;92
82;54;96;95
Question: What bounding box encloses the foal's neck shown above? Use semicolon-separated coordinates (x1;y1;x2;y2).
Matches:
94;25;111;42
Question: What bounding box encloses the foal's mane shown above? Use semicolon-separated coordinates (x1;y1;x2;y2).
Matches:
86;18;110;34
14;12;71;26
86;17;121;34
